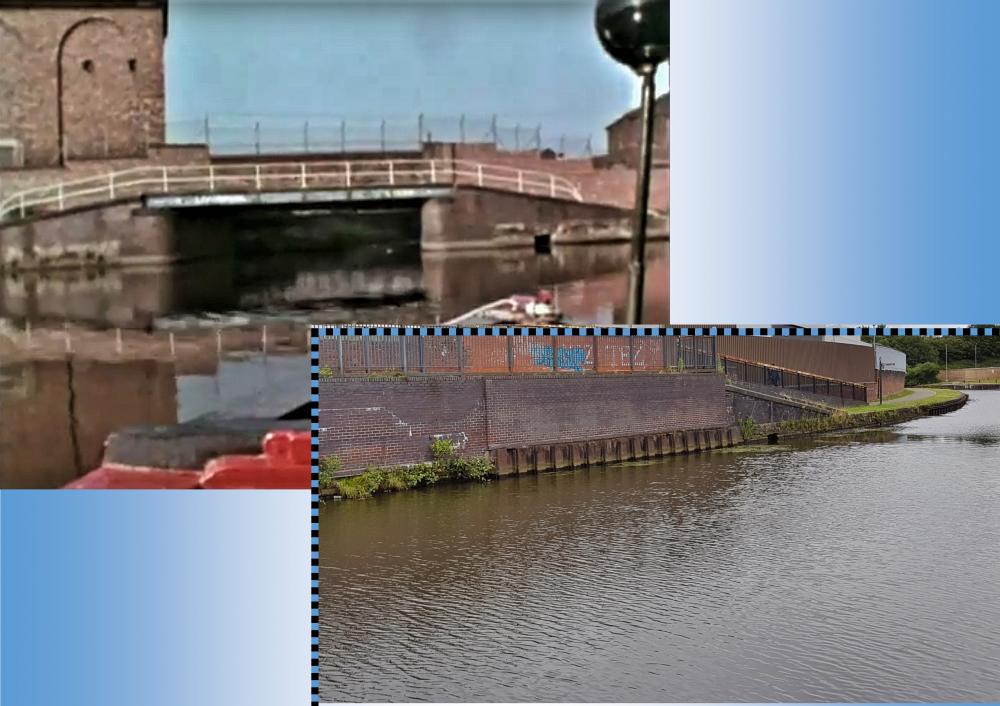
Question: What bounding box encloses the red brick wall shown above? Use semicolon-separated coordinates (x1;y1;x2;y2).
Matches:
484;373;728;448
320;335;713;375
319;371;730;473
318;376;490;473
606;100;669;167
422;143;669;211
0;4;165;168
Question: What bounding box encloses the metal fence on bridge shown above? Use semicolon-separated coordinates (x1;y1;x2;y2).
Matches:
721;356;868;403
319;335;717;376
167;114;595;158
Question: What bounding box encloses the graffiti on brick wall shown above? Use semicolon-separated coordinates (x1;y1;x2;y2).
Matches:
430;432;469;450
529;345;590;372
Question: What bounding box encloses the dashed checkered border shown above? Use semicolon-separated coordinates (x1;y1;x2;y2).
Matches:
310;325;994;338
310;332;320;703
307;323;994;703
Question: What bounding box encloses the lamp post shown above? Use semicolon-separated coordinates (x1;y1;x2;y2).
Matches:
595;0;669;324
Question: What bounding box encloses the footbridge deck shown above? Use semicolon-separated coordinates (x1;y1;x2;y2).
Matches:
0;159;583;222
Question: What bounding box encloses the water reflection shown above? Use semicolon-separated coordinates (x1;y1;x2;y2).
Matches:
319;392;1000;702
0;327;308;488
1;241;668;328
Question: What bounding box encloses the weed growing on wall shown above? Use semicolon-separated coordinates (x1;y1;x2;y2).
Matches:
318;455;342;488
322;438;496;500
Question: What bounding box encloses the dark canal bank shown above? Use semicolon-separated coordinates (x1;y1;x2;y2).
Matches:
319;391;1000;702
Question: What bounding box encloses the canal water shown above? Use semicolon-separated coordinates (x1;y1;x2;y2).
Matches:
0;229;669;328
319;391;1000;702
1;215;667;486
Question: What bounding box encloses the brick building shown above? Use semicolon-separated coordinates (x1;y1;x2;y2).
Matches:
0;0;167;168
605;93;668;168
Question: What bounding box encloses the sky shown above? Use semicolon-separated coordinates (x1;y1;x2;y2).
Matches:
165;0;668;152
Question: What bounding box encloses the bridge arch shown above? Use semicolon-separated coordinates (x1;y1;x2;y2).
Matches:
57;17;142;164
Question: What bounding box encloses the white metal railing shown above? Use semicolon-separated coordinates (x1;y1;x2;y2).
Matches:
0;159;583;221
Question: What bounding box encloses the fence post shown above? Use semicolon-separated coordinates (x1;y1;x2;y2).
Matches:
517;170;524;193
109;174;115;200
457;336;465;373
254;165;261;190
337;337;344;375
490;114;498;146
209;165;216;192
430;159;437;183
711;337;717;369
593;334;599;372
345;162;352;188
400;337;408;373
629;336;635;371
662;336;669;371
204;114;211;145
507;336;514;373
535;124;542;150
477;164;483;187
459;114;466;144
254;121;261;155
362;337;370;373
57;183;65;211
549;174;556;197
419;337;425;373
300;163;307;189
388;161;395;185
162;167;168;192
551;334;558;372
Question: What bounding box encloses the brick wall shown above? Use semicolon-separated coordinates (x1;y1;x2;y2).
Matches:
484;373;728;447
319;335;715;375
938;367;1000;383
422;142;669;211
0;146;210;200
606;95;669;168
0;3;166;168
318;376;489;472
727;389;822;425
320;371;730;473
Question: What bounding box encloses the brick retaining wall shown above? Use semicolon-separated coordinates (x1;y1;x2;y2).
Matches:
319;371;730;474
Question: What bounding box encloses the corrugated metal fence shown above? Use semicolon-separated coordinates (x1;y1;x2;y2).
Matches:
319;335;716;375
715;337;877;384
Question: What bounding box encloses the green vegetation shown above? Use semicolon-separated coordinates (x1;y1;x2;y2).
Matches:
906;362;941;386
842;387;963;415
864;335;1000;370
713;444;792;455
319;438;495;500
738;416;757;441
318;366;335;379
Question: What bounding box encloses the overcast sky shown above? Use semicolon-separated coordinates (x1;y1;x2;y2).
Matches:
165;0;668;149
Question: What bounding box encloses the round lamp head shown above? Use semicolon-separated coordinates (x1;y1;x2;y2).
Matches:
595;0;669;73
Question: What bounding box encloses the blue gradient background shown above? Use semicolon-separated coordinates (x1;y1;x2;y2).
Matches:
672;0;1000;323
0;491;310;706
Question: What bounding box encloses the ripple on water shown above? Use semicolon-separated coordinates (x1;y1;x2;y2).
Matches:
320;391;1000;702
